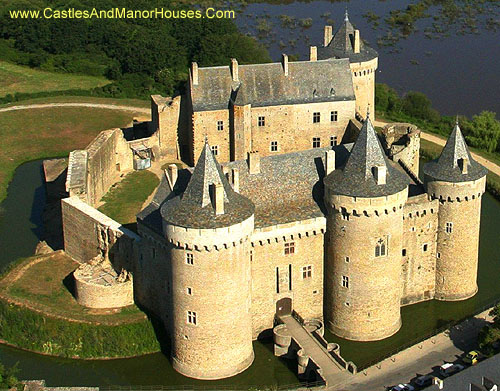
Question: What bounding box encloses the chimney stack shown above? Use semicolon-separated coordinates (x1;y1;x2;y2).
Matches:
354;30;361;53
232;168;240;193
324;26;333;47
248;151;260;175
325;150;336;175
191;62;198;85
168;164;178;187
373;165;387;185
212;183;225;215
310;46;317;61
231;58;239;82
282;54;289;76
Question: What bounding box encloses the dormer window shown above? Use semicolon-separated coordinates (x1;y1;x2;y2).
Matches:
458;158;468;174
330;88;335;96
313;89;318;97
372;165;387;185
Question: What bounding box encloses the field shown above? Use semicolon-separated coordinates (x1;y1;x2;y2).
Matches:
98;170;160;231
0;100;149;202
0;60;110;97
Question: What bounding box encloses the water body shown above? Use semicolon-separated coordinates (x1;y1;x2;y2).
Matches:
0;159;499;385
235;0;500;116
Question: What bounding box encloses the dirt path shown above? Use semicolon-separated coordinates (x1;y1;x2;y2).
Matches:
374;119;500;177
0;102;150;114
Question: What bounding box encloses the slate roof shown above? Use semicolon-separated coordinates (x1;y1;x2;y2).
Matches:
317;12;378;62
159;141;255;229
324;115;410;197
422;353;500;390
423;121;487;183
191;59;355;111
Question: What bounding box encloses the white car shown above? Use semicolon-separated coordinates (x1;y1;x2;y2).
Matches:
439;362;464;377
391;384;415;391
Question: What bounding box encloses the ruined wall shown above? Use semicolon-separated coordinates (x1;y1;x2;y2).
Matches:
151;95;181;160
350;57;377;118
249;218;325;339
401;195;439;305
85;128;133;206
74;271;134;309
325;190;407;341
61;197;139;270
381;123;421;177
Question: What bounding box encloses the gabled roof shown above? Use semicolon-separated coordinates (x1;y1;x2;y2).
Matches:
191;59;355;111
324;115;409;197
160;141;254;229
317;12;378;62
423;121;487;183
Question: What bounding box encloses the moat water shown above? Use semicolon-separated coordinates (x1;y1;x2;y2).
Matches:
0;0;499;386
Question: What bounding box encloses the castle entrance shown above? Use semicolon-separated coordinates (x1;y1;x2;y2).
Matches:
276;297;292;316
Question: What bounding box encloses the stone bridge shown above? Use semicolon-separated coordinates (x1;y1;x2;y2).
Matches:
273;312;356;388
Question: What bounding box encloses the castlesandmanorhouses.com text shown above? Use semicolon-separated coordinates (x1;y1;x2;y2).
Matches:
9;7;235;19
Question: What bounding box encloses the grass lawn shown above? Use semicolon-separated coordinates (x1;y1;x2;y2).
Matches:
98;170;159;228
0;60;110;97
0;104;148;203
0;251;146;324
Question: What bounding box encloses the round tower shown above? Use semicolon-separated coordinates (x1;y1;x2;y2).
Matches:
317;10;378;119
161;141;255;379
423;121;487;301
323;114;409;341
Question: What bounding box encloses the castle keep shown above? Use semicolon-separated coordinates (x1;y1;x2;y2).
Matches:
58;14;487;381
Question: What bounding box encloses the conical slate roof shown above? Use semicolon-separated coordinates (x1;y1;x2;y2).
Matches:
317;11;378;62
161;141;254;229
324;115;409;197
423;121;487;183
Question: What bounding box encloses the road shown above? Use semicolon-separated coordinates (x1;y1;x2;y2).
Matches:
0;102;150;114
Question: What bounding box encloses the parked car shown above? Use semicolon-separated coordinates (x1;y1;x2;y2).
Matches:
390;384;415;391
439;363;464;377
463;350;479;365
414;374;434;387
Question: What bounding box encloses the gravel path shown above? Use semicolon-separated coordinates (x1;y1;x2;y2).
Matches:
0;102;150;114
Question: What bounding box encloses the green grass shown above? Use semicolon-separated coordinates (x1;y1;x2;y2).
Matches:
0;60;110;97
98;170;159;227
0;103;148;203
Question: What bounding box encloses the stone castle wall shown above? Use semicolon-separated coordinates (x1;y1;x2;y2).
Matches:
61;197;139;270
401;195;439;305
325;189;407;341
350;57;377;118
249;217;326;338
151;95;181;160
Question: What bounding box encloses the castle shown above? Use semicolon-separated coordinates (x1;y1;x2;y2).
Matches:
58;13;487;381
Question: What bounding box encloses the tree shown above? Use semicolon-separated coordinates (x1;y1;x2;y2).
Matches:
464;111;500;153
401;91;440;123
479;304;500;356
0;361;21;389
375;83;401;114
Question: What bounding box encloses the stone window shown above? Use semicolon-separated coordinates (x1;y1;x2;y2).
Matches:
345;256;350;263
445;222;453;234
402;248;407;257
258;116;265;127
330;135;338;146
187;311;197;325
187;287;192;295
312;137;321;148
217;120;224;131
342;275;349;288
331;111;338;122
302;265;312;279
276;267;280;294
284;242;295;255
422;243;428;252
313;112;321;123
375;238;387;257
270;141;278;152
186;253;194;265
211;145;218;156
437;252;441;259
345;302;350;307
410;226;416;232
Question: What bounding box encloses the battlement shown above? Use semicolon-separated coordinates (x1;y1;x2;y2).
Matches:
327;189;407;217
427;176;486;202
251;217;326;247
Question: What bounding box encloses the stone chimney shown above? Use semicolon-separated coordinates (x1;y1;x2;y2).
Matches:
231;58;239;82
168;164;178;186
325;150;335;175
310;46;317;61
248;151;260;175
211;183;225;215
232;168;239;193
324;26;333;47
458;157;469;174
373;165;387;185
282;54;289;76
191;62;198;85
354;30;361;53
